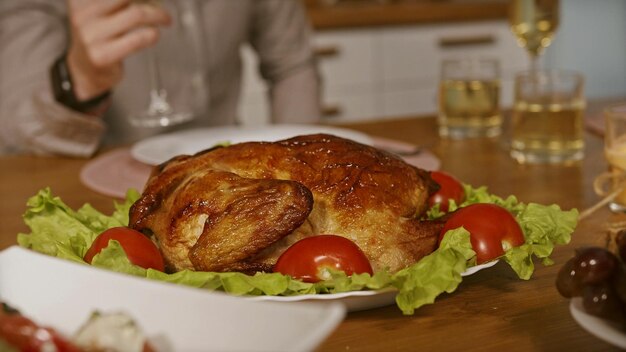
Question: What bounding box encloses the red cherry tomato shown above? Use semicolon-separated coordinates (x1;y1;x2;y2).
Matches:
428;171;465;212
273;235;374;283
84;227;165;271
0;314;81;352
439;203;525;264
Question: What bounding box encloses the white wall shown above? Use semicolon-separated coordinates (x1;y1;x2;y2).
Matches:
544;0;626;99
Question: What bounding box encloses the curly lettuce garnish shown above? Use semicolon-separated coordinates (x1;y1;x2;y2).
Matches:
16;187;577;314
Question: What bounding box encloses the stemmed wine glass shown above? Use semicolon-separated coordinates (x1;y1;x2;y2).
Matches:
127;0;206;128
508;0;560;71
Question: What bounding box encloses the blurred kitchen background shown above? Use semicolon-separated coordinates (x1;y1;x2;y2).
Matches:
238;0;626;125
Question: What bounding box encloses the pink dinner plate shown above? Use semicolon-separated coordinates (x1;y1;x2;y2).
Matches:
79;148;153;198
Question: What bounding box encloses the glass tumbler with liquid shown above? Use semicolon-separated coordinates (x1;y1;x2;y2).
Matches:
438;58;502;139
510;70;585;164
594;104;626;212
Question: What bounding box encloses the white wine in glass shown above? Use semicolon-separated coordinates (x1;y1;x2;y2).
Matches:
437;59;502;139
509;0;560;69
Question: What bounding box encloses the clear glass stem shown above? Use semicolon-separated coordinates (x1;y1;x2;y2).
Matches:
528;54;540;95
529;54;539;72
147;48;172;115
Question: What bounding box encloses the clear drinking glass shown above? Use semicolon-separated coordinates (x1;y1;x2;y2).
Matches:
127;0;208;127
593;104;626;212
437;58;502;139
510;70;585;164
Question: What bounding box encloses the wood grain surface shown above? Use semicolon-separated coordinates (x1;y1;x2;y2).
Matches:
1;111;624;351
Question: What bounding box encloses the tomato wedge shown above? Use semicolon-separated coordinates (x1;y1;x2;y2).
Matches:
439;203;525;264
0;313;81;352
273;235;373;283
84;227;165;271
428;171;465;212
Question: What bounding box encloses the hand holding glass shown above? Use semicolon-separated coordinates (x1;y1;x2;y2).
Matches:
127;0;206;128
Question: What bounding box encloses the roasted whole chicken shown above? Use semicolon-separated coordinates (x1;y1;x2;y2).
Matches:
129;134;444;274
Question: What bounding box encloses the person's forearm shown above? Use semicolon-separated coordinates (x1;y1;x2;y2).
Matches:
251;0;321;124
0;1;105;157
271;65;321;124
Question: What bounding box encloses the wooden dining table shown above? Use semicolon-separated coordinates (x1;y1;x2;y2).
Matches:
0;106;624;351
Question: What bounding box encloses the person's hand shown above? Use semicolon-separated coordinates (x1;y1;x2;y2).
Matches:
65;0;171;101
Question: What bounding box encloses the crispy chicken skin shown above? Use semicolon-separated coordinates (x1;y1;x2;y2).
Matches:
129;134;443;273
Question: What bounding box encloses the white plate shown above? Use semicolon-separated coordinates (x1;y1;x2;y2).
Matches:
249;260;499;312
131;124;374;165
570;297;626;349
0;246;345;352
462;258;499;276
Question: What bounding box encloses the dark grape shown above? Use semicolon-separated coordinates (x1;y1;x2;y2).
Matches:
612;264;626;304
617;230;626;263
556;257;584;298
582;283;625;323
556;245;626;328
573;247;619;285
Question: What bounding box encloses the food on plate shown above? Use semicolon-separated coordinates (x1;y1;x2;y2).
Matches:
17;133;579;315
439;203;525;264
556;233;626;325
273;235;374;283
0;302;153;352
129;134;444;274
427;171;466;212
0;302;80;351
74;312;155;352
84;227;165;271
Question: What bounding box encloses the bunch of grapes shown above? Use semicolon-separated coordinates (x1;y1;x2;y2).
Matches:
556;232;626;325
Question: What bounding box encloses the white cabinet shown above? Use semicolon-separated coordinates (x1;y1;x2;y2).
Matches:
376;20;529;121
238;20;529;125
314;29;384;121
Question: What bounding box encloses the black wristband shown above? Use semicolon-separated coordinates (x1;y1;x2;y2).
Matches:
49;53;110;113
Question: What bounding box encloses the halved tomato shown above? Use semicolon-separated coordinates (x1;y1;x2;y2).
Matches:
439;203;525;264
273;235;373;283
84;227;165;271
428;171;465;212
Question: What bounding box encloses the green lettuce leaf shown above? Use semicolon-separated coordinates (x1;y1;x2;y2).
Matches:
393;228;475;314
463;186;578;279
428;184;578;280
505;203;578;279
16;186;577;314
17;188;139;259
91;240;147;277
